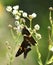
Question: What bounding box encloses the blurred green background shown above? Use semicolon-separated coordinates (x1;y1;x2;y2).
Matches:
0;0;53;65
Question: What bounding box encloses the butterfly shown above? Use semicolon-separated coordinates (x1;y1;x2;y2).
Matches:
15;27;36;58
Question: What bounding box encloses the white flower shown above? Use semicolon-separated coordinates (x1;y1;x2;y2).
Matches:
8;46;11;49
34;24;40;30
48;26;51;30
6;6;12;12
36;33;41;40
5;41;9;46
17;25;22;32
15;21;20;26
17;12;21;16
17;24;24;33
49;7;53;10
50;47;53;52
29;13;37;19
13;5;19;10
20;18;26;23
32;13;37;18
8;24;12;28
19;10;23;13
22;12;27;17
15;15;20;20
13;10;21;16
12;10;18;15
13;27;17;30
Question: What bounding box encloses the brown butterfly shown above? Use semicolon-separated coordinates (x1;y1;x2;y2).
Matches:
15;27;36;58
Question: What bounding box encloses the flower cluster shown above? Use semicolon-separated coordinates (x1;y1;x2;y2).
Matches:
6;5;37;19
33;24;41;40
48;7;53;52
6;5;37;33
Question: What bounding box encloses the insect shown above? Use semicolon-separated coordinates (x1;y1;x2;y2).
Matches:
15;27;36;58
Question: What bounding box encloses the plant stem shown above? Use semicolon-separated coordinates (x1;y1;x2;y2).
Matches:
10;61;12;65
10;29;16;40
51;24;53;36
49;11;53;25
44;51;51;65
36;43;43;65
30;19;32;30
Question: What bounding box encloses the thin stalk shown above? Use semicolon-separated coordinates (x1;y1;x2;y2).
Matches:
30;19;32;30
9;61;12;65
44;30;51;65
49;11;53;38
10;29;16;40
51;24;53;36
36;43;43;65
49;10;53;39
49;11;52;25
44;51;51;65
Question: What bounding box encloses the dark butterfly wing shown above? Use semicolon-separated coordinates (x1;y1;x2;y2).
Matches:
24;35;36;46
22;27;30;36
15;38;31;57
24;48;31;58
22;27;36;45
15;27;36;58
15;47;23;57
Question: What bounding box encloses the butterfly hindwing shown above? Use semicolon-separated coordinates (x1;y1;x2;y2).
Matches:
24;48;31;58
15;47;23;57
15;38;31;57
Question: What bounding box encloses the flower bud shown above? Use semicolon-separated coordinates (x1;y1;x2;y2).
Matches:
22;12;27;17
34;24;40;30
8;24;12;28
36;33;41;40
32;13;37;18
49;7;53;11
50;47;53;52
5;41;9;46
6;6;12;12
15;21;20;26
29;13;37;19
12;10;18;15
13;5;19;10
15;15;20;20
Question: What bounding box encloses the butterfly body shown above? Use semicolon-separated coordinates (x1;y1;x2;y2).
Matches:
15;27;36;58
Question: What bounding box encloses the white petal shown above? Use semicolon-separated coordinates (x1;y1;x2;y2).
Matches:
15;15;20;20
22;12;27;17
34;24;40;30
32;13;37;18
36;33;41;40
6;6;12;12
13;5;19;10
50;47;53;52
12;10;18;15
15;21;20;26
